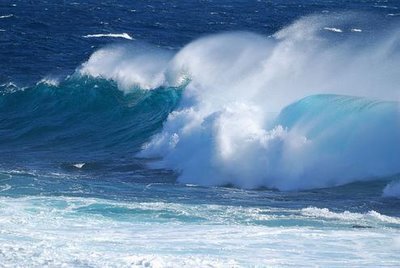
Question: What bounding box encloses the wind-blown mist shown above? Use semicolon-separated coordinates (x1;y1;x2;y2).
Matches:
81;14;400;192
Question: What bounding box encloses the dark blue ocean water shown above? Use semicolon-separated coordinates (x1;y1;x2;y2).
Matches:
1;1;400;266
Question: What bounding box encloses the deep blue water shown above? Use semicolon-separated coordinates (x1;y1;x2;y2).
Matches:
1;1;400;266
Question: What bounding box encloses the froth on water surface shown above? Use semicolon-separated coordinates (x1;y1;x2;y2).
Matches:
0;195;399;267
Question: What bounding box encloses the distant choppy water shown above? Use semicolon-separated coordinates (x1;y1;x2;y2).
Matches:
1;1;400;267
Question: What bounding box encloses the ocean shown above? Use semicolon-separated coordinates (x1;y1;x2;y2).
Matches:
1;0;400;267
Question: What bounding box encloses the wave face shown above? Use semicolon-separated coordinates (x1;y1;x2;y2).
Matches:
0;77;180;166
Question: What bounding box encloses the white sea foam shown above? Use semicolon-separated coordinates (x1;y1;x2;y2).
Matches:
301;207;400;225
83;33;134;40
323;27;343;32
351;28;362;32
0;14;13;19
0;196;399;267
80;44;173;90
37;77;60;86
81;14;400;190
73;163;85;169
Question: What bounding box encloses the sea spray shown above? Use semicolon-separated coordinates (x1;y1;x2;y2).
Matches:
137;15;400;190
3;14;400;192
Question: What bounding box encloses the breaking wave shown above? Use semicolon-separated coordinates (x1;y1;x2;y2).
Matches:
138;15;400;191
2;14;400;191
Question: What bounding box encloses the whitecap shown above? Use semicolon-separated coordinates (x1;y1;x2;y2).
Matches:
83;33;134;40
79;44;173;90
0;14;13;19
37;77;60;86
323;27;343;33
73;163;85;169
301;207;400;225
